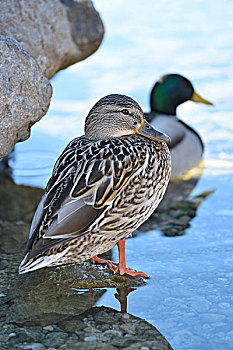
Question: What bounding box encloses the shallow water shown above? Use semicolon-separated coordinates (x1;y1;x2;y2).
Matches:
1;0;233;349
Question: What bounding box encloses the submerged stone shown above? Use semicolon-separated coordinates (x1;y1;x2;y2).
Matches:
17;343;46;350
56;306;173;349
43;332;68;348
1;306;174;349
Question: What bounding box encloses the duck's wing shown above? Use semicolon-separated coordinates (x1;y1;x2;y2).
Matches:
25;136;142;260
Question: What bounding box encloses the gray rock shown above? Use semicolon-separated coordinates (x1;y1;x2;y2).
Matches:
15;327;43;343
43;332;68;348
7;332;17;339
42;326;54;332
0;0;104;158
59;320;84;333
0;0;104;79
0;36;52;158
65;334;79;344
7;264;145;327
57;306;173;349
83;326;102;333
18;344;46;350
59;342;117;350
0;180;44;224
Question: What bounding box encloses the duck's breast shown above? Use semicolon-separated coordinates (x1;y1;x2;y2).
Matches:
148;114;203;177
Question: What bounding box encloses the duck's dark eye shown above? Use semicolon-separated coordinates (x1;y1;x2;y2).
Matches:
122;109;129;115
133;121;138;126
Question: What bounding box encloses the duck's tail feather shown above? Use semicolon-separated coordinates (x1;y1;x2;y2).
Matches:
18;248;69;274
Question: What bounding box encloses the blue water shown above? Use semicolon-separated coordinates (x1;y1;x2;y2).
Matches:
11;0;233;349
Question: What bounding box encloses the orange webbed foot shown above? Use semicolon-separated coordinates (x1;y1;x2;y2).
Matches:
91;255;118;272
113;264;149;278
91;239;149;278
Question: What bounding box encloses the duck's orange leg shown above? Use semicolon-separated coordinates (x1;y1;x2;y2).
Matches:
114;239;149;278
91;239;148;278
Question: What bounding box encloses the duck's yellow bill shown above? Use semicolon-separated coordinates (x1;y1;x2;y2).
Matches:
191;91;213;105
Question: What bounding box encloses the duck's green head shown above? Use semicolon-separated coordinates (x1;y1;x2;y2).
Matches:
150;74;213;115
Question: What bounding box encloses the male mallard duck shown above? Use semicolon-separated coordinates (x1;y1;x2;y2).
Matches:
19;94;171;277
145;74;213;177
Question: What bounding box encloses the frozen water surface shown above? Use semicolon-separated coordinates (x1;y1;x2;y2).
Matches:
2;0;233;349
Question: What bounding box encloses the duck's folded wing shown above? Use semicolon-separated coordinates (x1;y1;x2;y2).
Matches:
25;138;141;259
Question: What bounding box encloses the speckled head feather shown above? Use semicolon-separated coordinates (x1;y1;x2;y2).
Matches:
85;94;144;140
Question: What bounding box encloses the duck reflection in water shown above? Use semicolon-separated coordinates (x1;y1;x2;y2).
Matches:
115;287;136;314
55;287;174;350
6;278;173;349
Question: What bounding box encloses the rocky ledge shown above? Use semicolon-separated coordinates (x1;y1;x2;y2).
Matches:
1;306;173;350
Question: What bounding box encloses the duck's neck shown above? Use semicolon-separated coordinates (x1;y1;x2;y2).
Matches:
150;83;178;116
150;94;177;116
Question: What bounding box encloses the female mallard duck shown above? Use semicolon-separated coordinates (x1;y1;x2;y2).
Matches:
145;74;213;178
19;94;171;277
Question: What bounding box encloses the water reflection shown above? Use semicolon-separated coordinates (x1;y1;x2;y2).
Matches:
6;261;145;324
56;302;174;349
8;149;57;179
3;285;173;349
114;287;137;314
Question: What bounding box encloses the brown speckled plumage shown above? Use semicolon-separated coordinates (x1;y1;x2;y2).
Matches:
19;94;171;274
